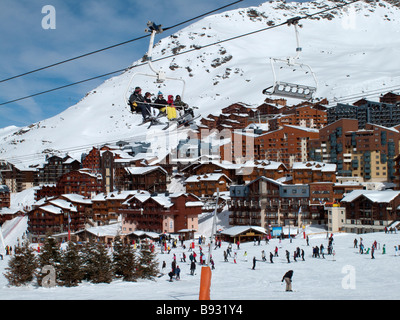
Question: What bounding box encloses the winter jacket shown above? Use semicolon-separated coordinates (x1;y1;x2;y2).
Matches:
282;270;294;282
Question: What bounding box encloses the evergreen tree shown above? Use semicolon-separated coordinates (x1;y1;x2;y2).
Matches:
81;239;97;282
88;242;114;284
113;236;138;282
137;241;159;280
37;234;62;286
58;241;84;287
4;240;38;287
112;235;125;278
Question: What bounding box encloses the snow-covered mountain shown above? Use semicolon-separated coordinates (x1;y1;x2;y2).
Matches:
1;0;400;167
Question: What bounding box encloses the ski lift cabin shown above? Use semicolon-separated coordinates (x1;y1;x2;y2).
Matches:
262;17;317;101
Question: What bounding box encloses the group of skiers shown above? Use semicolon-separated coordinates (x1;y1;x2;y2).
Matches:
354;237;387;259
128;86;190;123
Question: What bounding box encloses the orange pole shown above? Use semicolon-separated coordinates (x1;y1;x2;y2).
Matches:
199;266;212;300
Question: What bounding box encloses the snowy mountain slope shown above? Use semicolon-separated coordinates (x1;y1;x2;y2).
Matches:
1;0;400;167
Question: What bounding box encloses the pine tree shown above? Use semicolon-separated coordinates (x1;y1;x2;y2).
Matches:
113;236;139;282
4;240;38;287
137;241;159;280
81;239;97;282
37;234;62;286
89;242;114;284
112;235;125;278
58;241;84;287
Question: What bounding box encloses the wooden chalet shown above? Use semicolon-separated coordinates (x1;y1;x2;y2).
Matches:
28;197;79;242
185;173;232;198
340;190;400;233
0;184;10;209
124;166;167;193
120;192;202;234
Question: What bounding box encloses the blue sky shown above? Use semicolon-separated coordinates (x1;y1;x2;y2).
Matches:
0;0;300;129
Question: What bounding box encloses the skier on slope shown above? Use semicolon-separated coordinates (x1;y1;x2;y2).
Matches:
282;270;294;292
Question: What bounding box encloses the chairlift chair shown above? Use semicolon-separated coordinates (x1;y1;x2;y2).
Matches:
262;17;318;101
124;21;186;108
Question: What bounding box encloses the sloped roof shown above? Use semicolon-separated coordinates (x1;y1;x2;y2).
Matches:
220;226;267;237
341;190;400;203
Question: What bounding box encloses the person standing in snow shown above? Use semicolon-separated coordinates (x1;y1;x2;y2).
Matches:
175;266;181;280
252;256;256;270
371;246;375;259
190;261;196;275
301;249;305;261
282;270;294;292
286;250;290;263
270;252;274;263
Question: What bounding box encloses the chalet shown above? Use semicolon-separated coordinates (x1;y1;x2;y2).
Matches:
220;226;268;243
56;169;103;198
36;169;104;200
268;105;327;131
380;92;400;104
75;222;122;244
60;194;93;228
28;197;79;242
91;190;139;226
0;208;23;225
255;125;320;168
340;190;400;233
124;166;168;193
37;155;81;185
183;160;288;185
229;176;325;229
120;192;202;234
185;173;232;198
0;184;10;208
0;161;36;193
291;161;337;184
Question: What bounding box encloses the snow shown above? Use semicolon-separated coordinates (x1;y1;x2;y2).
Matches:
1;213;400;300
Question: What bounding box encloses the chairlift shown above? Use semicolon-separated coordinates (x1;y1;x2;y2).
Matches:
262;17;318;101
124;21;186;108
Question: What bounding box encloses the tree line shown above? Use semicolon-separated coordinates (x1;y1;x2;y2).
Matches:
4;235;159;287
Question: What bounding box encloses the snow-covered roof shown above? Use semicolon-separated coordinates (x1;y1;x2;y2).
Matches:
185;173;231;183
185;201;204;207
83;222;121;237
61;194;92;204
341;190;400;203
125;166;167;175
220;226;267;237
49;199;77;212
40;204;63;215
292;161;336;172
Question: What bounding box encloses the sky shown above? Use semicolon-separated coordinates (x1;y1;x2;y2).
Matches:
0;0;279;129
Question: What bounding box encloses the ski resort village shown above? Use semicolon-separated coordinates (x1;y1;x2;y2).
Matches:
1;0;400;302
